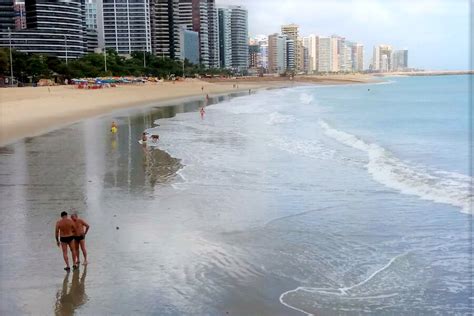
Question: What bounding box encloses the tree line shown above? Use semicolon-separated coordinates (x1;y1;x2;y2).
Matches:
0;48;231;83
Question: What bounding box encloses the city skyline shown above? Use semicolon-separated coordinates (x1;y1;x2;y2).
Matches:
216;0;470;70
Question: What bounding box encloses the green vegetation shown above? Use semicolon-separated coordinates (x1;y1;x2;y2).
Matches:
0;48;231;83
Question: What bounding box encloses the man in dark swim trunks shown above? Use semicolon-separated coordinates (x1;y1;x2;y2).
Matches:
71;213;90;265
55;211;78;271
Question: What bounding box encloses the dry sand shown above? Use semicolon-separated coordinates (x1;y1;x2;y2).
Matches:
0;75;374;146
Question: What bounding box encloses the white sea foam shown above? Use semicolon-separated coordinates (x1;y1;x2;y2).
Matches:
279;253;407;315
319;120;473;214
373;80;396;85
271;137;337;161
299;93;314;105
267;112;296;125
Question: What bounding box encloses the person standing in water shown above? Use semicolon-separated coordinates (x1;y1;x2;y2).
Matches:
200;107;206;120
55;211;78;271
111;122;118;134
71;213;90;265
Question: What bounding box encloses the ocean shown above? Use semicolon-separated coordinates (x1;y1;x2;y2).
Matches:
0;75;472;315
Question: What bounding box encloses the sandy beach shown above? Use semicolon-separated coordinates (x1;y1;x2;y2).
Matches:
0;75;376;146
0;79;274;146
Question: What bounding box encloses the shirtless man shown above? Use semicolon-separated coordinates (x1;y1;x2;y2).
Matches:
71;214;90;265
55;211;78;271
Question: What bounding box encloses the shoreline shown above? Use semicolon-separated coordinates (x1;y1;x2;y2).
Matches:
0;76;373;147
0;80;276;147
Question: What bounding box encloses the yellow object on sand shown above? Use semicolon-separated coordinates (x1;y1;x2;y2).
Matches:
111;126;118;134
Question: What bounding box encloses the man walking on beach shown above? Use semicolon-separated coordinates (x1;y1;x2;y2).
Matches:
71;213;90;265
55;211;78;271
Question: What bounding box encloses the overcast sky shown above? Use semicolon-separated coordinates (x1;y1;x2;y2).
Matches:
216;0;471;70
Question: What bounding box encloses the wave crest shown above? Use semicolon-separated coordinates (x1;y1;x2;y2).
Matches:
319;120;472;214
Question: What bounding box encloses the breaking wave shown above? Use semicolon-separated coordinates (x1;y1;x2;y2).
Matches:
319;120;472;214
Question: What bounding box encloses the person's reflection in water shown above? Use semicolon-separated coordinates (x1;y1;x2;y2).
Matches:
55;267;88;316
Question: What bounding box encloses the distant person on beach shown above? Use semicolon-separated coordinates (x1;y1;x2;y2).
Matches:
71;214;90;265
55;211;78;271
111;122;118;134
142;133;148;142
151;135;159;143
200;107;206;119
201;86;204;91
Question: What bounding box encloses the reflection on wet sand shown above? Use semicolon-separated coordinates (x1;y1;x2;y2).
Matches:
55;267;88;316
142;146;182;187
0;93;245;315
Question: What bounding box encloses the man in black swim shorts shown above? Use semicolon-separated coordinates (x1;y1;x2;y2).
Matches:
55;211;78;271
71;213;90;265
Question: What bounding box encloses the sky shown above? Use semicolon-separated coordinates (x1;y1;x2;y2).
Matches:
217;0;471;70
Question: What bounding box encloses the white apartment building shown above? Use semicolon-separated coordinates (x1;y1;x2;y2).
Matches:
303;35;318;73
318;36;338;72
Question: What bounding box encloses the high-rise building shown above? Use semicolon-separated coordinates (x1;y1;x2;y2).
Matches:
102;0;151;55
337;37;352;73
229;5;248;72
178;0;219;68
179;25;199;64
218;7;232;68
178;0;208;66
268;33;287;74
85;0;97;30
206;0;219;68
250;35;268;71
150;0;181;59
85;0;99;53
350;42;364;72
217;5;248;72
392;49;408;71
0;0;15;31
281;24;302;72
248;44;259;69
0;0;87;59
281;24;298;43
14;2;26;30
318;36;338;72
302;44;309;73
296;39;307;73
372;44;392;72
286;38;295;72
259;39;268;71
303;35;318;73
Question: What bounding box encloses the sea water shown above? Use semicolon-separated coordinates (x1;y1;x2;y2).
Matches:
0;76;472;315
148;75;472;314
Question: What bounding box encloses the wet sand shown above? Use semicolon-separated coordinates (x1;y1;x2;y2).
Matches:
0;93;298;315
0;80;276;147
0;75;375;147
